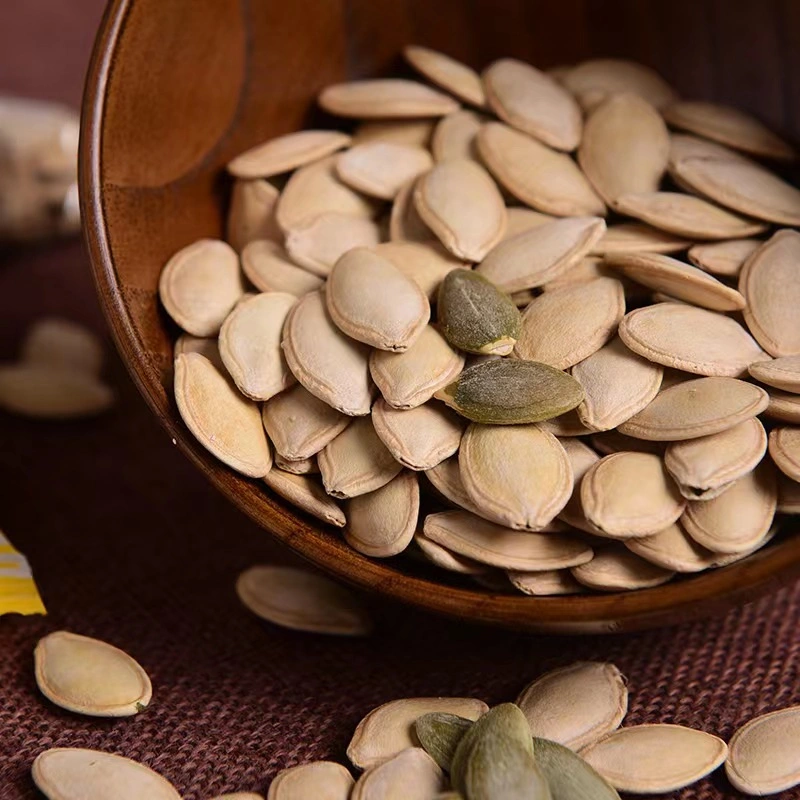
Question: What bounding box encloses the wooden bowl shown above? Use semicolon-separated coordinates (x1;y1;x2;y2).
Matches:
80;0;800;633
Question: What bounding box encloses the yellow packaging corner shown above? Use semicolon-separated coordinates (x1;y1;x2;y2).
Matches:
0;532;46;616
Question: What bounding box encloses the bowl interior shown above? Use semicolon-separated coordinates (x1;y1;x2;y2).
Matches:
80;0;800;633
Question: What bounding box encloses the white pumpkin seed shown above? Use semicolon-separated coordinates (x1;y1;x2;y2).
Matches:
424;456;506;524
515;278;625;369
389;178;435;243
158;239;244;336
347;697;488;770
263;468;346;528
740;229;800;357
431;110;484;163
665;418;767;497
682;461;778;553
573;545;676;591
236;564;371;635
282;291;375;416
423;511;592;572
415;533;488;575
507;569;585;596
580;724;728;793
212;793;264;800
241;240;323;295
573;336;663;431
769;427;800;482
517;662;628;750
578;93;669;206
688;238;761;278
273;454;317;475
174;353;271;477
618;303;767;377
319;79;459;118
346;470;419;558
318;416;403;498
605;252;745;312
284;212;381;276
370;324;464;409
556;439;602;533
353;120;435;148
372;399;463;470
32;748;181;800
351;748;444;800
21;318;103;376
414;159;506;261
219;292;296;401
501;206;557;240
226;178;282;251
590;222;689;255
541;257;611;292
373;241;467;301
34;631;151;717
726;706;800;795
765;389;800;423
337;142;433;200
267;761;353;800
404;46;486;108
618;377;769;440
626;521;717;572
483;58;582;151
750;355;800;393
477;122;605;216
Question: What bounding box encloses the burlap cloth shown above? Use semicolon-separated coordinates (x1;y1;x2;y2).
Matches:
2;3;800;798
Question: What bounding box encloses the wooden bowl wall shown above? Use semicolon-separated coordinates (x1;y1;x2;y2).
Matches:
80;0;800;633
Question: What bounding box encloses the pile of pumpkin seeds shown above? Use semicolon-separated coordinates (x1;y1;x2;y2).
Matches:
29;625;800;797
160;48;800;596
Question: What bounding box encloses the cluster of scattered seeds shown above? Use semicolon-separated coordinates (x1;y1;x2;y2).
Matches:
31;618;800;799
159;48;800;597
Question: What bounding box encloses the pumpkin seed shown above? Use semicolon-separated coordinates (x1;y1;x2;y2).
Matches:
740;230;800;357
507;569;585;596
436;360;584;426
267;761;353;800
415;712;473;771
432;110;485;163
663;100;796;161
477;122;605;216
541;257;611;292
605;251;746;312
478;216;606;293
515;278;625;369
0;365;114;419
726;706;800;795
590;222;689;255
219;292;296;401
618;377;769;440
625;522;716;572
533;737;621;800
327;248;430;351
578;93;669;206
174;334;224;371
501;207;557;240
765;389;800;423
32;748;181;800
517;662;627;750
241;241;323;295
284;212;380;276
581;724;728;793
665;418;767;497
749;355;800;393
374;241;467;301
556;439;602;533
404;46;486;108
581;452;685;538
226;178;282;251
572;545;676;591
21;318;103;376
174;353;271;477
590;430;667;456
348;697;488;770
213;794;264;800
159;238;244;336
353;120;435;148
450;703;549;800
710;521;780;568
319;79;459;118
34;631;151;717
423;511;591;571
370;324;465;409
561;58;678;111
618;303;767;377
236;564;371;636
276;155;378;232
319;416;403;499
573;336;664;431
769;427;800;482
688;238;761;278
282;291;375;416
668;135;800;226
437;270;521;355
415;532;489;575
390;178;435;243
424;457;507;524
372;399;464;470
337;142;434;200
483;58;582;151
263;469;346;528
273;454;317;475
351;747;445;800
415;160;506;261
682;461;778;553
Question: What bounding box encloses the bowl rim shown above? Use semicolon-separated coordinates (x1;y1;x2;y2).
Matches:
79;0;800;634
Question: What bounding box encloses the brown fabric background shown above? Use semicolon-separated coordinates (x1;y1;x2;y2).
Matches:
2;3;800;799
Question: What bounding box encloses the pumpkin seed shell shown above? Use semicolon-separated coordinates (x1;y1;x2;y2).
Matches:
769;427;800;482
749;355;800;393
351;748;445;800
241;241;323;296
573;546;676;591
625;522;716;573
263;468;346;528
404;46;486;108
227;179;282;252
319;79;459;119
267;761;353;800
337;142;434;200
688;238;761;278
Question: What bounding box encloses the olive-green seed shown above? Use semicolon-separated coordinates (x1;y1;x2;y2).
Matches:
435;359;584;424
437;270;522;356
415;713;473;771
533;738;620;800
